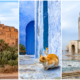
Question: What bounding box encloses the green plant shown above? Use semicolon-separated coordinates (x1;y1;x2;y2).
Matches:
0;51;18;66
2;51;11;58
8;60;14;66
2;57;8;64
0;57;2;64
7;52;12;60
0;39;18;66
0;39;10;52
19;44;26;52
14;58;18;65
12;53;18;60
9;46;18;54
0;52;2;58
0;39;5;44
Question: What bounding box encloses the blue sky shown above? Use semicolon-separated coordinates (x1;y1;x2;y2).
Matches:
0;0;18;29
62;1;80;50
0;0;18;1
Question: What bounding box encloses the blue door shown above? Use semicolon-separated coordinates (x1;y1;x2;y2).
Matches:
26;21;35;55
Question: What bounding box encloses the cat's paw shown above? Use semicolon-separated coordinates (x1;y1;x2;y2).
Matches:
44;67;48;70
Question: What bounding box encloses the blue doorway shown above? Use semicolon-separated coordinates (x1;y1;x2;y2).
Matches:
26;21;35;55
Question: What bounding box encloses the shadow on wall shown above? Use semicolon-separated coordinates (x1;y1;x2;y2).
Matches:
72;45;75;54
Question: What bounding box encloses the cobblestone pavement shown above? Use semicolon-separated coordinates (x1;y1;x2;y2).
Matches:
19;55;61;79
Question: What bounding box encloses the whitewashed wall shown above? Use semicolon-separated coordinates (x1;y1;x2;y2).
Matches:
36;1;61;65
48;1;61;65
38;1;44;57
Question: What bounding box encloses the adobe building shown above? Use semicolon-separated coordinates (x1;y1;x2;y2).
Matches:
66;13;80;55
0;23;18;47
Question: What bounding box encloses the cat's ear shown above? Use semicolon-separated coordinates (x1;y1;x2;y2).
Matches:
40;55;42;57
46;47;48;51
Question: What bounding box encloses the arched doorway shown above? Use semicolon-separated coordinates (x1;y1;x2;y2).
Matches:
72;45;75;54
26;21;35;55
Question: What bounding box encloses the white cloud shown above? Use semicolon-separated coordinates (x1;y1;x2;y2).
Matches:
62;1;80;30
11;8;19;15
0;17;7;21
0;2;18;29
63;3;79;12
62;21;69;29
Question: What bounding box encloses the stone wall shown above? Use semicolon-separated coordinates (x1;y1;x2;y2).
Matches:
0;24;18;47
66;45;69;50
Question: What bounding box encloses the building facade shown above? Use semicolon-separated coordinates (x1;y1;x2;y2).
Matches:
0;23;18;47
35;1;61;61
19;1;61;62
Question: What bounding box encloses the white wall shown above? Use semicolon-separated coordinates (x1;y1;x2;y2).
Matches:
48;1;61;65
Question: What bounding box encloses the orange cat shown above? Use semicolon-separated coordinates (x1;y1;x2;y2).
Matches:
39;48;59;70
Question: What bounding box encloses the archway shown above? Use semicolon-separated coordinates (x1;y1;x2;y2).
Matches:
72;45;75;54
26;21;35;55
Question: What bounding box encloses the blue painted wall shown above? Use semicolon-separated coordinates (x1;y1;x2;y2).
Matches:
19;1;61;62
35;1;39;58
19;1;35;49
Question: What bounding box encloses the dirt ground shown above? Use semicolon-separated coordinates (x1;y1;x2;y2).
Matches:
0;72;18;79
0;65;18;79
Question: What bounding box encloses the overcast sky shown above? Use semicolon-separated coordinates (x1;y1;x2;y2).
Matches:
0;0;18;29
62;1;80;50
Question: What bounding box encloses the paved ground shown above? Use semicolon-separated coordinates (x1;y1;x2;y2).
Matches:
62;70;80;79
62;51;80;79
19;55;61;79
